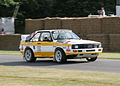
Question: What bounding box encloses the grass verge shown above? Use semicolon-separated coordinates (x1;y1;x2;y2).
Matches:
0;50;21;55
0;66;120;86
98;52;120;59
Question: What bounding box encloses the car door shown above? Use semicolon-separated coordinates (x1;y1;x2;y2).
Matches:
39;31;54;57
29;32;41;53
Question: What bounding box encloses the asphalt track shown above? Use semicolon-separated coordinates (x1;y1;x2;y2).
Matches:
0;55;120;73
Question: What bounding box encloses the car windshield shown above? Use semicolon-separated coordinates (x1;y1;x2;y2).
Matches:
52;31;80;40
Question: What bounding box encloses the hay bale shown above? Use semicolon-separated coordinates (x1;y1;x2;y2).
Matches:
0;34;21;50
109;34;120;51
86;34;110;51
109;34;120;44
80;18;102;34
109;44;120;51
61;17;101;34
61;18;81;34
25;17;102;34
101;17;120;34
87;34;109;44
78;34;87;39
44;18;62;30
25;19;44;34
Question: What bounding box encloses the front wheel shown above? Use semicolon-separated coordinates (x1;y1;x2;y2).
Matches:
24;49;36;62
54;49;67;63
86;57;97;62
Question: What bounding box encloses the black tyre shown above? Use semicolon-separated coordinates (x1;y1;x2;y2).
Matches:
24;49;36;62
86;57;97;62
54;48;67;63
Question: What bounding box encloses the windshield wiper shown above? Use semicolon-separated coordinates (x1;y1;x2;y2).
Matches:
67;38;80;39
67;38;74;39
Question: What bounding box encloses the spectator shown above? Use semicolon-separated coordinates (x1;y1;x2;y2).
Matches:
0;28;5;34
101;7;106;16
98;7;106;17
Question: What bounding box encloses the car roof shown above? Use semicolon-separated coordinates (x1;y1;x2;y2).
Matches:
36;29;72;33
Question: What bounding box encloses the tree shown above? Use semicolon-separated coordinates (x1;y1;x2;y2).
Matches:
0;0;16;17
52;0;115;17
0;0;116;33
19;0;48;18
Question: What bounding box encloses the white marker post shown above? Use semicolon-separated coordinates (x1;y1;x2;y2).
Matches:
116;0;120;16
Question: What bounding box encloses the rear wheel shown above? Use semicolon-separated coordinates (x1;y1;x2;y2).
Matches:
24;49;36;62
54;48;67;63
86;57;97;62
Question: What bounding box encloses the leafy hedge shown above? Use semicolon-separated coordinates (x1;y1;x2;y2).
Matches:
0;0;116;33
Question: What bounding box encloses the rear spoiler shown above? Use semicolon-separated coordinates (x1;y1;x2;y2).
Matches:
21;35;30;42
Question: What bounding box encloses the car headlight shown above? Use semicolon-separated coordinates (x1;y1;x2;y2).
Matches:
99;44;102;48
72;45;79;49
74;45;79;49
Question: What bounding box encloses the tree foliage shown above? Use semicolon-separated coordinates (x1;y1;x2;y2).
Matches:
0;0;116;33
52;0;116;17
0;0;16;17
0;0;116;18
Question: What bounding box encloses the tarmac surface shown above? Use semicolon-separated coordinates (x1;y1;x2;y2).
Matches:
0;55;120;73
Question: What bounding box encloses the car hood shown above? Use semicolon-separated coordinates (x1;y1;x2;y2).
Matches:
57;39;101;44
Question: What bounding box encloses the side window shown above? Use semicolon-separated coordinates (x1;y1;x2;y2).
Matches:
52;31;59;40
40;32;52;42
30;33;41;42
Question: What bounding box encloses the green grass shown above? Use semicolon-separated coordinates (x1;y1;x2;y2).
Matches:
0;66;120;86
98;52;120;59
0;50;120;59
0;50;21;55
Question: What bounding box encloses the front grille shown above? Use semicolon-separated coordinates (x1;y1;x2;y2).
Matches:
78;50;82;52
72;44;98;49
86;49;95;52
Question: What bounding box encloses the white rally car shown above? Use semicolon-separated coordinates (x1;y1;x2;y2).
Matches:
19;30;103;63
